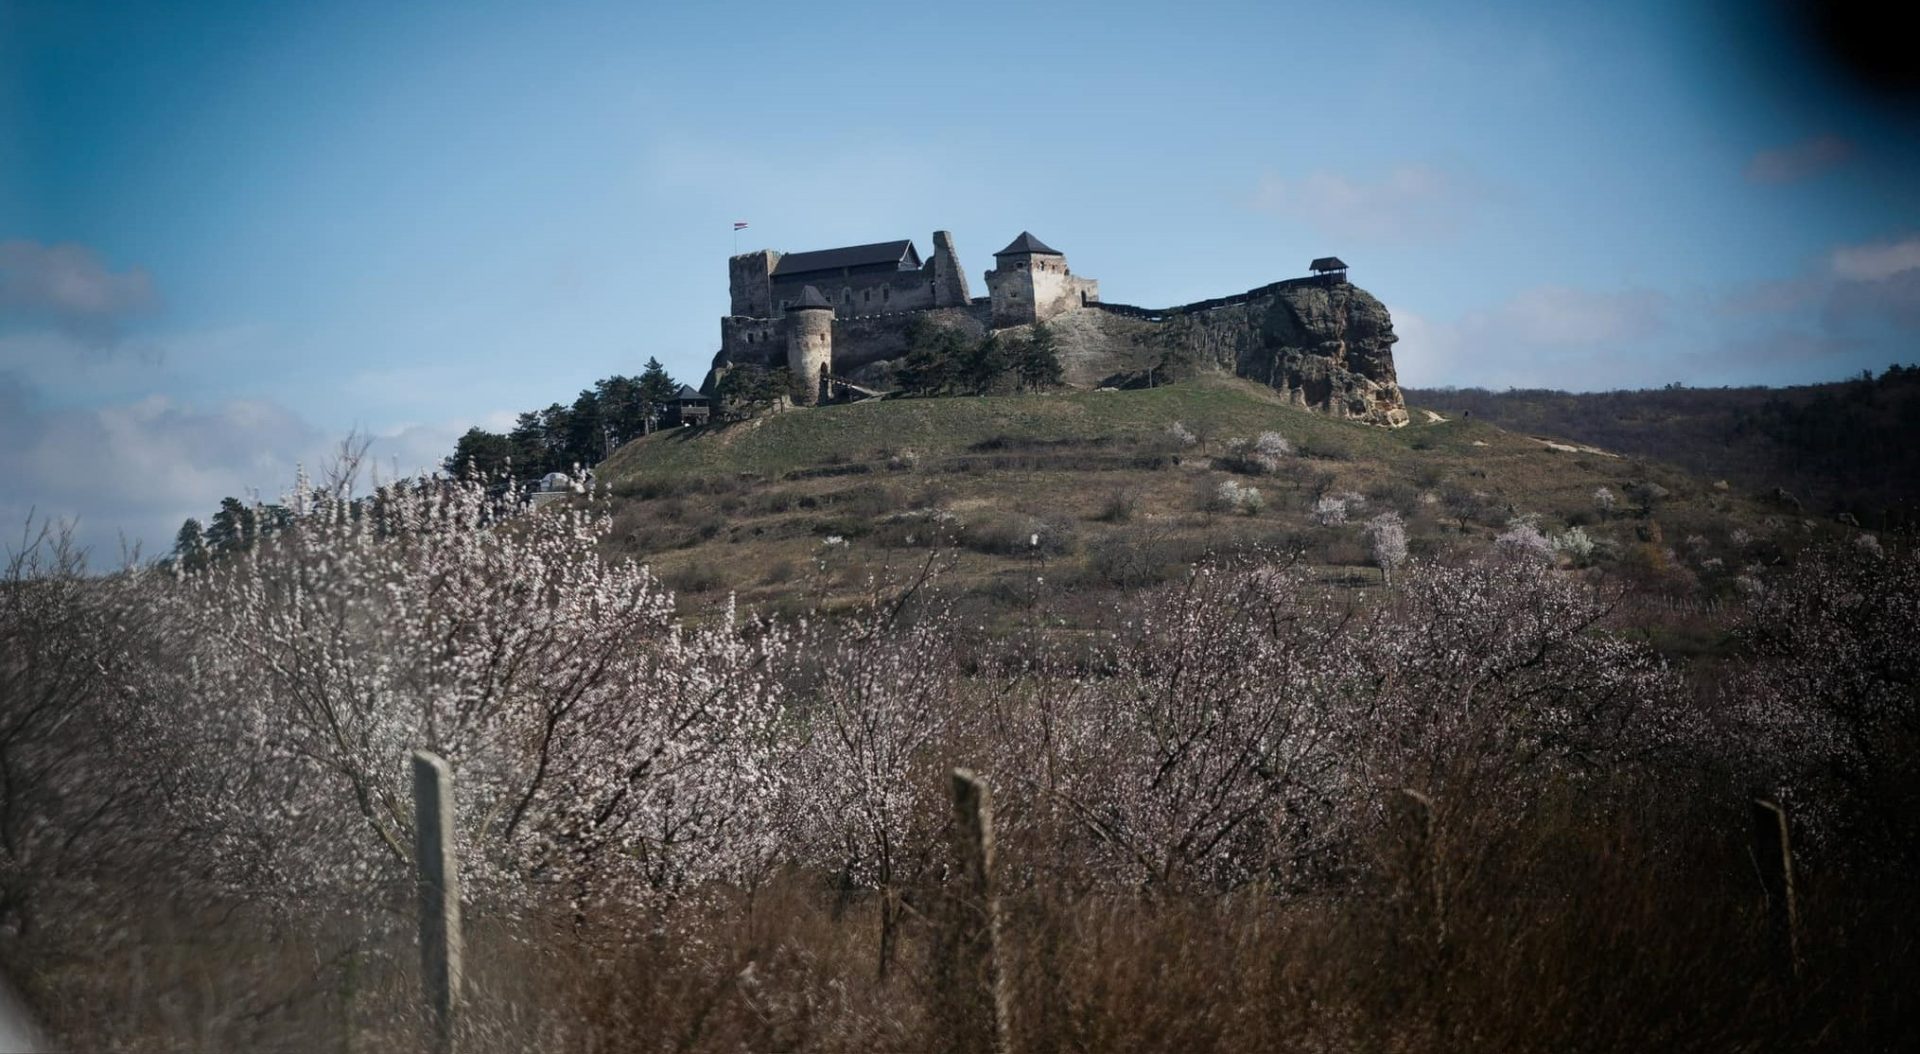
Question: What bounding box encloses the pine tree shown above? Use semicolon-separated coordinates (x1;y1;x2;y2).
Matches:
509;410;552;476
594;375;647;446
173;518;210;571
898;317;965;396
566;389;605;466
638;357;678;416
714;364;787;419
960;334;1013;395
206;497;257;553
444;427;517;478
1016;322;1064;390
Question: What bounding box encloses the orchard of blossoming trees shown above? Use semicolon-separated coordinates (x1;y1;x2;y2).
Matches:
2;470;1915;1050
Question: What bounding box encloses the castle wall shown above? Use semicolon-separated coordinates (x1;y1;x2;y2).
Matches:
986;265;1034;327
720;315;782;364
771;268;938;319
717;305;991;384
831;306;988;374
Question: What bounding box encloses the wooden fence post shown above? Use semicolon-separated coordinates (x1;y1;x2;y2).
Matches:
412;750;463;1053
1393;788;1445;950
1750;797;1801;981
948;768;1013;1054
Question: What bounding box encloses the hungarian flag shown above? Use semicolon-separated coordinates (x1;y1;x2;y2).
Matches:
733;221;750;231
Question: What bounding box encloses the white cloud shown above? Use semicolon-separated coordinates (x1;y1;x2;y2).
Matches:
0;383;322;560
1486;286;1668;345
1817;234;1920;333
1829;234;1920;282
1746;135;1853;184
1251;164;1473;242
0;241;158;342
0;374;507;560
1391;285;1670;389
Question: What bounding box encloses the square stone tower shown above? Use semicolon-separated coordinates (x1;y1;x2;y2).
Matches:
728;249;781;318
986;232;1097;329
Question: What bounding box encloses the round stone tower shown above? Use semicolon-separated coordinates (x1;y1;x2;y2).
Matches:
785;285;834;406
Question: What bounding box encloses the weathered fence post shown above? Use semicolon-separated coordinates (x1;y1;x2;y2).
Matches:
412;750;462;1054
1750;797;1801;981
947;768;1013;1054
1393;788;1445;950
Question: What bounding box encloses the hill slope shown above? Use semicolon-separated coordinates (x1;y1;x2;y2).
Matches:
593;377;1853;621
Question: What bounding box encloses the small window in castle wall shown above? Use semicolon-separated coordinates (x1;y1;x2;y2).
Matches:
864;289;871;303
883;288;890;302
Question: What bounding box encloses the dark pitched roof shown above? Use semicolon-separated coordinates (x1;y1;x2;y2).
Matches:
1309;256;1349;272
790;285;833;309
772;239;919;276
674;384;707;401
994;231;1062;256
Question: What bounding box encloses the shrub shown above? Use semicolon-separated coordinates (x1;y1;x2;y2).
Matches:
1214;479;1265;515
1093;488;1139;523
1219;431;1294;475
1553;525;1597;565
1313;495;1350;526
1364;511;1409;586
960;513;1076;556
1496;519;1556;562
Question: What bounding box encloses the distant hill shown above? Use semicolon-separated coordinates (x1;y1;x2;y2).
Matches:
1406;366;1920;530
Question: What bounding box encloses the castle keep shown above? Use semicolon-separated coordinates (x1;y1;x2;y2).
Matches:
706;229;1409;426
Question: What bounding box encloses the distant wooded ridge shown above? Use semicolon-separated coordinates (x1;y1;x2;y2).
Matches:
1407;364;1920;529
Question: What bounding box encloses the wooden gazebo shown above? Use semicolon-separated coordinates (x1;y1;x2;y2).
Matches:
1309;256;1349;278
673;384;711;426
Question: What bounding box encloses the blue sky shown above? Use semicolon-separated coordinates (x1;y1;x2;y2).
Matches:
2;0;1916;555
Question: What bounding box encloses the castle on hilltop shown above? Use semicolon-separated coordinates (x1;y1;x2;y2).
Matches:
720;231;1099;405
705;230;1408;426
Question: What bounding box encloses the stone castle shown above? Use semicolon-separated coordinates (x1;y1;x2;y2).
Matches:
705;230;1409;426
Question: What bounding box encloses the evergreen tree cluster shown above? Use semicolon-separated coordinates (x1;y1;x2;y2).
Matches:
169;496;293;570
713;363;794;420
445;357;682;479
896;317;1064;396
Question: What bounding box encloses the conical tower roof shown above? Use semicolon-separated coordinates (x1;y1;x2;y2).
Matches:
994;231;1062;256
791;285;833;309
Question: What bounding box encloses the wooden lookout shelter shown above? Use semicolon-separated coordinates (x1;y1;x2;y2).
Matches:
673;384;711;426
1309;256;1349;280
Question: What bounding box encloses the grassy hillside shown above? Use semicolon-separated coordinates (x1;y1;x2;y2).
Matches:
590;377;1844;625
1407;366;1920;529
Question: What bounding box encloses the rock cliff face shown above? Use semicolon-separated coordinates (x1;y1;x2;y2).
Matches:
1157;280;1409;427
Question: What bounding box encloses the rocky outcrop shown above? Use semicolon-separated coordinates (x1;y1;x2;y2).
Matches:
1155;280;1409;427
